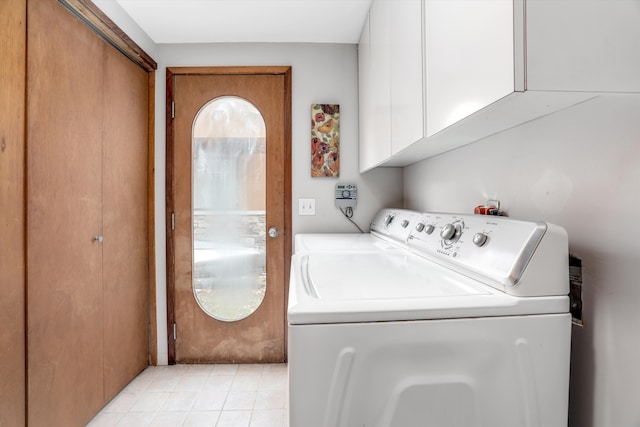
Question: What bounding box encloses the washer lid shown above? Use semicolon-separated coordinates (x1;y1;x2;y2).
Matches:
304;252;488;300
288;252;569;324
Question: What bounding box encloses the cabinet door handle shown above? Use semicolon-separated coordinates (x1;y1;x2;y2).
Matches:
94;235;104;243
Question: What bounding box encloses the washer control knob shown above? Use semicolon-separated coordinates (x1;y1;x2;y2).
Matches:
424;224;435;235
401;220;409;228
415;223;425;232
473;232;488;247
440;223;456;240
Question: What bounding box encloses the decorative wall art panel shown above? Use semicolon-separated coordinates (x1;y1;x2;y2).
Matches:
311;104;340;177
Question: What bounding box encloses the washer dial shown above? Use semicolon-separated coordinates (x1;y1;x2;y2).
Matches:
473;232;488;247
383;214;395;228
440;224;457;240
440;220;464;248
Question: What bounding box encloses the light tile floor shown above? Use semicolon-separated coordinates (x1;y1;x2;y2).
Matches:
87;364;289;427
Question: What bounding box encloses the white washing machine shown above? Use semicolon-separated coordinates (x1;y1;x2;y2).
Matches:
288;210;571;427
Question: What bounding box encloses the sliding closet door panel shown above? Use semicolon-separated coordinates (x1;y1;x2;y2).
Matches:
0;0;26;425
102;45;150;401
27;1;104;425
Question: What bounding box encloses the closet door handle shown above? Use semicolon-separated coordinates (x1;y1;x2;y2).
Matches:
94;235;104;243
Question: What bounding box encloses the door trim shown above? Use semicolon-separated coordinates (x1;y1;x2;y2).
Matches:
165;66;292;364
58;0;157;71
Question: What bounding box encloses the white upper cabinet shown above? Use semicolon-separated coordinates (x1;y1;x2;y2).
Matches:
358;11;377;170
358;2;392;171
359;0;423;172
424;0;514;138
358;0;640;171
390;0;423;154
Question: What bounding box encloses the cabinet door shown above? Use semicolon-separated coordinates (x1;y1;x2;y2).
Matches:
390;0;424;154
358;11;376;171
366;0;393;170
359;0;424;170
424;0;514;137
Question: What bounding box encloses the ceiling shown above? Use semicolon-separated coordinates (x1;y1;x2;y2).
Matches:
114;0;373;44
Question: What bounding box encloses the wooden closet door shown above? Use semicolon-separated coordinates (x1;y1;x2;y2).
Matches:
27;1;105;425
0;0;26;425
102;42;150;401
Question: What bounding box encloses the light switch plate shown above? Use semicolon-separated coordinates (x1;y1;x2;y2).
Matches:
299;198;316;216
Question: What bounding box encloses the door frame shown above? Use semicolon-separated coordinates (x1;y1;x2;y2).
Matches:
165;66;292;364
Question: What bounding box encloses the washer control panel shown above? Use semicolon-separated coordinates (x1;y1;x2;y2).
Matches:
367;209;568;296
370;209;422;245
407;212;550;289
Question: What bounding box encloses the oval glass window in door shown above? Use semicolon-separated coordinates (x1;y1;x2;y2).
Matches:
191;96;266;322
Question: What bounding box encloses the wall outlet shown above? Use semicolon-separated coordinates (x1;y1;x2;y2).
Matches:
299;198;316;216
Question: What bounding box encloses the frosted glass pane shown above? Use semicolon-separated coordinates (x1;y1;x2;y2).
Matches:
192;97;267;322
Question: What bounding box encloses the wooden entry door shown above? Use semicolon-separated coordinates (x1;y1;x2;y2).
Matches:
167;67;292;364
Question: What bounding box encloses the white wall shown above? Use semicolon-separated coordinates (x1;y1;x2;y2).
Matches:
153;43;403;364
404;93;640;427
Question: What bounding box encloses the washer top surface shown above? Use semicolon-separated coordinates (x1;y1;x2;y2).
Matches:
294;233;398;254
294;209;422;254
288;251;569;324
